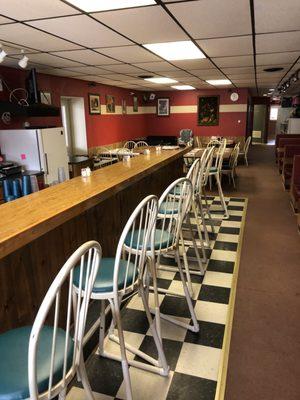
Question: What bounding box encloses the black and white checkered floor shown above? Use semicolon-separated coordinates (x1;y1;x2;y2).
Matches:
68;196;247;400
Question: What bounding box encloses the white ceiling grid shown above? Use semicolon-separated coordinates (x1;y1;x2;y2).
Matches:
0;0;298;92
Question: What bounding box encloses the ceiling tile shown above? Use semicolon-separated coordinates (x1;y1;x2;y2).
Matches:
132;61;179;72
50;49;121;65
197;35;253;57
38;68;84;77
0;0;78;21
0;23;81;51
15;52;83;68
0;16;13;24
167;0;251;39
163;70;196;78
212;55;254;68
255;0;300;33
92;6;187;44
256;52;299;66
221;66;255;74
97;45;160;63
0;40;39;54
256;32;300;54
227;73;255;79
97;73;132;81
190;68;224;79
29;15;131;48
172;59;215;70
102;64;146;74
61;66;113;75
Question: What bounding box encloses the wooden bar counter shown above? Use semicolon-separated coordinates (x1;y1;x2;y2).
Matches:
0;148;186;332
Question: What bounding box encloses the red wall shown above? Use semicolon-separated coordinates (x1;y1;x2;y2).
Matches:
145;88;249;137
0;66;146;148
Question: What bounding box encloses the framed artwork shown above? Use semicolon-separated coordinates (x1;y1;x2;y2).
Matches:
198;95;219;126
157;98;170;116
40;91;52;105
133;96;138;112
122;99;127;115
88;93;101;115
106;95;115;113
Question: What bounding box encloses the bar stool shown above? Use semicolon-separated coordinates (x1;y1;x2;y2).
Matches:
73;195;169;400
0;241;101;400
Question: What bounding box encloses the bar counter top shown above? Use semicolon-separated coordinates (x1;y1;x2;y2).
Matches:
0;147;187;259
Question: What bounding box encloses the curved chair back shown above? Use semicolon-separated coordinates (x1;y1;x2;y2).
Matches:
199;146;215;188
99;147;113;160
116;148;131;160
187;158;201;195
244;136;251;154
230;143;240;168
136;141;149;148
214;138;227;171
157;177;193;251
207;139;221;147
124;141;136;150
28;241;101;400
117;195;158;295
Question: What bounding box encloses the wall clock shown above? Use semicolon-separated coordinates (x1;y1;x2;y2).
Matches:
230;92;239;102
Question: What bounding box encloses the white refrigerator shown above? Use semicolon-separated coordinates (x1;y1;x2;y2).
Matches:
0;127;69;184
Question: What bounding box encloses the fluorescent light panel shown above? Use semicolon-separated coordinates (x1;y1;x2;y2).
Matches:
66;0;156;12
144;77;177;84
206;79;232;85
143;41;205;61
171;85;196;90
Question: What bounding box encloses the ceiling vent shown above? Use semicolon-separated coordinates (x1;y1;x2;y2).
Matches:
263;67;284;72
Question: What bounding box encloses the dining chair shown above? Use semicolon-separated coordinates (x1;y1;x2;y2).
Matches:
96;147;118;168
73;195;169;400
123;141;136;151
135;141;149;147
238;136;251;166
116;148;132;161
221;143;240;188
0;241;101;400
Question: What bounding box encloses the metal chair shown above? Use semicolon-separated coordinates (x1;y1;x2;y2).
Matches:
135;141;149;147
116;148;132;161
221;143;240;188
238;136;251;166
0;241;101;400
95;147;118;168
123;141;136;151
73;195;169;400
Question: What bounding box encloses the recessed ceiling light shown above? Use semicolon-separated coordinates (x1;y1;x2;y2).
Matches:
65;0;156;12
206;79;232;85
143;41;205;61
171;85;196;90
144;77;178;84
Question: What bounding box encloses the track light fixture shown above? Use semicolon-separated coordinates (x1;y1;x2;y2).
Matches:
0;44;7;63
18;50;29;69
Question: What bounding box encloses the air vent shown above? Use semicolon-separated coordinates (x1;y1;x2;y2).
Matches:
138;75;154;79
263;67;284;72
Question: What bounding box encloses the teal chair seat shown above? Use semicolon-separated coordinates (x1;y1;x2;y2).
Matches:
159;201;179;215
0;326;73;400
124;229;174;251
73;258;137;293
170;186;182;196
209;167;218;173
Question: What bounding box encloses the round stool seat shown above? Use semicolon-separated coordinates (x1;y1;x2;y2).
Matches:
124;229;174;251
73;258;137;294
0;326;73;400
159;201;179;215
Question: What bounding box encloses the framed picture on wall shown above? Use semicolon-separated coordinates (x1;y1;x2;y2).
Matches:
106;95;116;113
88;93;101;115
157;98;170;116
198;95;219;126
133;96;138;112
122;99;127;115
40;91;52;105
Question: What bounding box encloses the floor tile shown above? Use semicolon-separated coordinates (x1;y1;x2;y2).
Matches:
194;301;228;325
198;285;231;304
203;271;233;288
167;280;201;300
221;220;242;228
135;335;183;371
175;343;221;380
116;367;174;400
127;292;164;311
166;373;217;400
160;295;196;319
207;259;234;274
120;309;150;334
214;240;238;252
227;205;244;211
157;269;177;280
210;249;236;263
218;226;240;235
184;320;225;349
173;271;204;284
216;233;239;243
146;316;190;342
103;330;145;361
227;215;243;222
67;387;114;400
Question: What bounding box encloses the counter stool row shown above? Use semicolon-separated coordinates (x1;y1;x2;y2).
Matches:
0;154;222;400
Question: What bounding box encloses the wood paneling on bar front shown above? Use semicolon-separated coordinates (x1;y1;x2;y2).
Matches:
0;149;185;332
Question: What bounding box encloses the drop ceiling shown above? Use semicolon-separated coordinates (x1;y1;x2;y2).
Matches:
0;0;299;92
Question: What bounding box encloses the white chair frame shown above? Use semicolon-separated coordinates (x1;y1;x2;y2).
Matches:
123;141;136;151
239;136;251;166
221;143;240;188
28;241;101;400
135;141;149;147
73;195;169;400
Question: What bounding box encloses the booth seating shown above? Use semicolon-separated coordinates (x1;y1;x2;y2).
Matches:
277;137;300;173
282;145;300;189
275;134;300;162
290;155;300;213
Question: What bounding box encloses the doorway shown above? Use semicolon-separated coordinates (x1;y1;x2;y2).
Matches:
60;96;88;157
